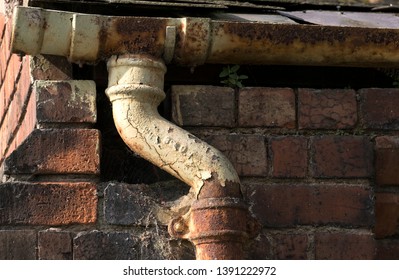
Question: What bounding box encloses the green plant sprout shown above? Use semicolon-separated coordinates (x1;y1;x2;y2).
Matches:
219;65;248;88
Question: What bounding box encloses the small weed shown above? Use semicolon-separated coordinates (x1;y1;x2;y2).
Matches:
219;65;248;88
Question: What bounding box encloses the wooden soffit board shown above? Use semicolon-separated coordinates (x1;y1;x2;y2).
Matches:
27;0;399;10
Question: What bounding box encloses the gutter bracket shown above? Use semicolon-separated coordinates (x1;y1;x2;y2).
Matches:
163;26;176;64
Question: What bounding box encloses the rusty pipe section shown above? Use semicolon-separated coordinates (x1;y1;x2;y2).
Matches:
106;55;257;259
11;6;399;67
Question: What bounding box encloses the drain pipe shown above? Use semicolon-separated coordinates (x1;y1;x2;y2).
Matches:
106;54;258;259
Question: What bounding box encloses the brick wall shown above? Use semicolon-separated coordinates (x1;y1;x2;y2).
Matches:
0;9;34;175
2;6;399;259
172;85;399;259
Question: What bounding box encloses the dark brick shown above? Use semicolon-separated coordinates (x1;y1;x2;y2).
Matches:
247;231;272;260
298;88;357;129
248;183;373;227
0;230;37;260
4;128;100;175
73;231;140;260
36;80;97;124
273;233;309;260
360;88;399;129
171;85;235;127
270;136;308;178
204;134;267;176
315;231;375;259
38;231;72;260
0;182;97;225
104;183;156;226
376;239;399;260
374;192;399;238
375;136;399;186
73;230;194;260
311;136;373;178
239;87;295;128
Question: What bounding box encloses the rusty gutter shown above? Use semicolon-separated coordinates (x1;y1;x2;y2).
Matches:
12;6;399;67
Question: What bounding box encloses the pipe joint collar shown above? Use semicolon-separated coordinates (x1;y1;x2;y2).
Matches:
106;55;167;102
107;55;167;89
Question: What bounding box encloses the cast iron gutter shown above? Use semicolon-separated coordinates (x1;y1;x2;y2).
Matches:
12;6;399;67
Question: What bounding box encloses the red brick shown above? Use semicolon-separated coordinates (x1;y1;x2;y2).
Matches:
203;133;267;176
0;182;97;225
374;192;399;238
0;230;37;260
38;231;72;260
2;62;35;159
247;231;272;259
248;183;373;227
36;80;97;124
311;136;373;178
273;233;309;260
360;88;399;129
270;136;308;178
9;79;36;157
315;231;375;259
4;128;100;175
0;14;5;36
30;55;72;80
376;239;399;260
375;136;399;186
239;87;295;128
298;88;357;129
172;85;235;127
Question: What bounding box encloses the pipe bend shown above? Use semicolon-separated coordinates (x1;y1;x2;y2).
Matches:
106;55;240;196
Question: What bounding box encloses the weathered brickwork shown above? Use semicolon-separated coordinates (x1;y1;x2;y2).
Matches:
238;87;295;128
298;88;357;129
360;88;399;129
0;182;97;225
311;136;373;178
269;136;308;178
248;183;373;227
172;85;235;127
38;231;73;260
2;5;399;260
171;84;398;260
0;15;34;165
1;8;102;261
314;232;375;259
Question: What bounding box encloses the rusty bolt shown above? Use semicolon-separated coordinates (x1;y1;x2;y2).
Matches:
173;221;187;233
168;216;189;238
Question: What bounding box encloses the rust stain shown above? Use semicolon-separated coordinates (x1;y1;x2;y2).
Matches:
174;18;210;65
218;21;399;46
208;21;399;67
167;174;260;259
198;174;242;199
189;197;249;260
98;16;168;59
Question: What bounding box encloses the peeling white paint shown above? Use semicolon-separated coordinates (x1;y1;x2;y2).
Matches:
106;55;240;195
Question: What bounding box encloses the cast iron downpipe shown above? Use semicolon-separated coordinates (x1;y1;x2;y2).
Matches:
11;6;399;259
106;54;256;259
